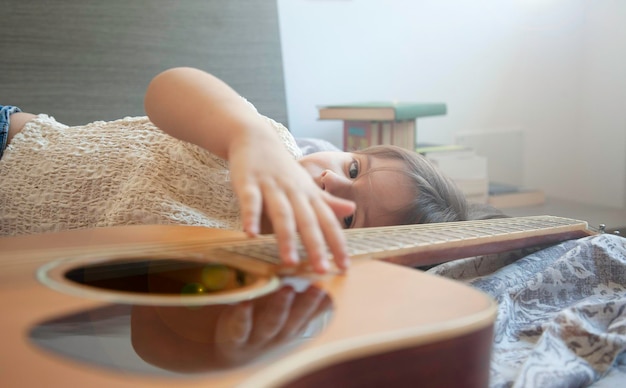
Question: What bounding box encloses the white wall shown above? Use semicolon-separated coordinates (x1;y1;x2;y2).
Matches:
277;0;626;209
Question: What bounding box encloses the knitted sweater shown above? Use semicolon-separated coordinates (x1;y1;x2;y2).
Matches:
0;112;301;236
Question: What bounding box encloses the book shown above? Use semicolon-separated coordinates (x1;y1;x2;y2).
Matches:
420;147;489;204
342;120;416;151
381;121;392;145
455;178;490;197
455;178;489;204
343;121;381;151
427;153;488;181
416;143;473;156
487;182;545;208
318;102;447;121
389;120;416;150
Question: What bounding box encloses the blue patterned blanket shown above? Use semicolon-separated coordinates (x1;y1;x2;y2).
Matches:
428;234;626;388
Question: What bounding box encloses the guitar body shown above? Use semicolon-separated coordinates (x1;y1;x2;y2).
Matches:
0;225;497;388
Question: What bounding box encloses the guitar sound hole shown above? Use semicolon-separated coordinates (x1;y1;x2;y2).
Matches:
64;259;255;296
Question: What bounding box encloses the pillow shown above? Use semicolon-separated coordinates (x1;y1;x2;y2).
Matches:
295;137;341;155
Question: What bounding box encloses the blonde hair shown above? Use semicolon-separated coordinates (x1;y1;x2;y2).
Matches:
355;145;468;225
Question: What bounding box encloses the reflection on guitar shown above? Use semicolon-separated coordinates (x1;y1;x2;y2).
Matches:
131;283;332;373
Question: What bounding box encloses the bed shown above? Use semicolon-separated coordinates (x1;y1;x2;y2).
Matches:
427;232;626;387
2;1;626;387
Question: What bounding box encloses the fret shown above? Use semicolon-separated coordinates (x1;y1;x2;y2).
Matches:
217;216;590;265
0;216;591;276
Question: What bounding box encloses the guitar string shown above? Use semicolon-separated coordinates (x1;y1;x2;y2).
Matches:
0;216;588;267
0;216;588;268
264;216;587;262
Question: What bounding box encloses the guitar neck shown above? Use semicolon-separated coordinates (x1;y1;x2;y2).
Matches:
218;215;593;269
0;216;593;276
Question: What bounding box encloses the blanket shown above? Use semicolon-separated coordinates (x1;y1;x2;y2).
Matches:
428;234;626;387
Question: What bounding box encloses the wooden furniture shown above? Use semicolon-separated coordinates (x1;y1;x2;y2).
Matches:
317;102;447;151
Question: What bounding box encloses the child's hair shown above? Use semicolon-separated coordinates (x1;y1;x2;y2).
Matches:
354;145;468;225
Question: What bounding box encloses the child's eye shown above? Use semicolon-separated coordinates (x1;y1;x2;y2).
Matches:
348;160;359;179
343;214;354;228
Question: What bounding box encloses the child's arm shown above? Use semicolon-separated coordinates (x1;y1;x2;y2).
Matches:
144;67;355;273
7;112;37;143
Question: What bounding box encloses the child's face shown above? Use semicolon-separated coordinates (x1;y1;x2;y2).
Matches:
299;151;414;228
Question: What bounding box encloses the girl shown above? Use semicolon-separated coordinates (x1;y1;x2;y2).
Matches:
0;67;467;273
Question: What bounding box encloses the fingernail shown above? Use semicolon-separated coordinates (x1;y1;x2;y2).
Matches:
244;223;259;236
317;259;330;273
286;249;298;266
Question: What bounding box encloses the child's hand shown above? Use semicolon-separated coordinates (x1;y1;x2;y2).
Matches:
228;132;355;273
144;67;354;272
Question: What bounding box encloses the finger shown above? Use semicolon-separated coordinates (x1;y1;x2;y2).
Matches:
280;182;338;273
311;196;351;271
278;286;328;340
287;192;332;274
260;181;299;266
249;286;295;346
215;302;253;349
235;182;263;236
322;191;356;219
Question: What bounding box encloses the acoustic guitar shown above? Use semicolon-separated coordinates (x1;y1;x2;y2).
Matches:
0;216;593;388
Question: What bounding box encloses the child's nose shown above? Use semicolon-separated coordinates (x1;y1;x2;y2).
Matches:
320;170;351;198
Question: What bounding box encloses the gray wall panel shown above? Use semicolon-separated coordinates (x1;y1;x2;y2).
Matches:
1;0;287;126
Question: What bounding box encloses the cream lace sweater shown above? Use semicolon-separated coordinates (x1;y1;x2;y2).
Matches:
0;112;301;236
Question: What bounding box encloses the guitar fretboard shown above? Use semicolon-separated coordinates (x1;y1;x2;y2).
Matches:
0;216;592;274
216;216;590;266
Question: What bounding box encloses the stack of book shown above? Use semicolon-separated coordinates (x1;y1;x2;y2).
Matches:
318;102;447;151
487;182;545;208
417;144;489;204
